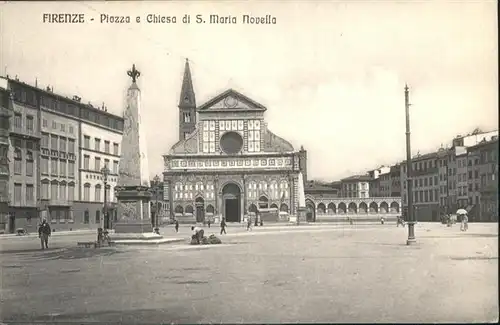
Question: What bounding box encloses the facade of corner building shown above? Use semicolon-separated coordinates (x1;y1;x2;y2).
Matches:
0;76;124;234
0;84;12;233
163;60;307;224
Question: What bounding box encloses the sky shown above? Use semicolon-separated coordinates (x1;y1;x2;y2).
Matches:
1;1;497;181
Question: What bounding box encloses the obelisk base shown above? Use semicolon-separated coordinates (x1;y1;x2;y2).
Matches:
110;186;164;243
297;207;307;224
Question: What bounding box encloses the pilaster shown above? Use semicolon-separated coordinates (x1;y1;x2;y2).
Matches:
243;174;247;214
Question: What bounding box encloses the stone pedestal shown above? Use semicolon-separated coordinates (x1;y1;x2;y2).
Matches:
297;207;307;224
111;185;162;242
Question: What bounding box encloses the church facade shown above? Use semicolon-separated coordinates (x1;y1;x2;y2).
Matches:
163;60;306;223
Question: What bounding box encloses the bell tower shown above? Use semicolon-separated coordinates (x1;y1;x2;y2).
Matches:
178;59;197;140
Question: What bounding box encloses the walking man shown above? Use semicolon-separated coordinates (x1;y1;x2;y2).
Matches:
38;219;51;250
207;218;211;228
220;218;227;235
174;219;179;233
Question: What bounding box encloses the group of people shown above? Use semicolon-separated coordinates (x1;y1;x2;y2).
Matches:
171;217;229;244
441;213;468;231
189;218;228;243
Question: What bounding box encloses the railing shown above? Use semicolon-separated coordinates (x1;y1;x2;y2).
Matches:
42;198;74;206
10;126;40;137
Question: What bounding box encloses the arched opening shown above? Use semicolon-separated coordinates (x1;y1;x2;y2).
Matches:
258;195;269;209
175;205;184;214
280;203;289;213
206;204;215;218
317;203;326;214
185;205;194;215
390;201;400;213
380;202;389;213
222;183;241;222
348;202;357;214
270;203;278;210
195;196;205;222
338;202;346;214
369;202;378;213
359;202;368;214
327;203;336;214
306;199;316;222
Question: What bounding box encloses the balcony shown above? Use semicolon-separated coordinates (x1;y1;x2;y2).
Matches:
42;198;73;207
0;128;9;138
10;126;41;139
412;167;439;177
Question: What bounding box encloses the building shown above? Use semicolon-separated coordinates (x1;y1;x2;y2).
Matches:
444;145;468;214
39;104;79;227
150;176;167;223
455;148;469;209
163;60;306;223
1;76;124;232
340;175;371;198
303;172;401;223
368;166;391;197
389;164;401;197
0;81;12;233
452;130;498;148
468;138;498;222
7;78;41;232
77;121;122;229
400;150;446;222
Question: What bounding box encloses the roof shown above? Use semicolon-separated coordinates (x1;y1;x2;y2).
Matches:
467;138;498;151
400;148;449;164
178;59;196;108
197;89;267;112
341;175;373;182
5;76;123;121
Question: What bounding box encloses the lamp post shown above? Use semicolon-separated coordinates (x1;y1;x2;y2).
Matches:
101;165;110;230
405;84;416;245
153;175;161;232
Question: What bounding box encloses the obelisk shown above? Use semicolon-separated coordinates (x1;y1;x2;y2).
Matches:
296;172;307;224
112;64;161;240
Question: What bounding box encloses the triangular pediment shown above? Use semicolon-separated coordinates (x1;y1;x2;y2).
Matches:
197;89;267;112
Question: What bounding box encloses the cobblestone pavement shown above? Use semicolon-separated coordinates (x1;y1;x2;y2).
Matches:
0;223;497;324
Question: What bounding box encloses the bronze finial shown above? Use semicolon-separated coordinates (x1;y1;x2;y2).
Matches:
127;64;141;83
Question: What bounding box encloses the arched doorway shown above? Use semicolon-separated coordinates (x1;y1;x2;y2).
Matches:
305;199;315;222
390;201;400;213
317;203;326;214
338;202;346;214
327;203;336;214
195;197;205;223
359;202;368;214
222;183;241;222
380;202;389;213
